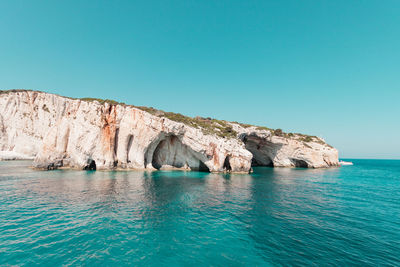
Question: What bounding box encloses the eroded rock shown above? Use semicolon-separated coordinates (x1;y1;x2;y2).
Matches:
0;90;338;172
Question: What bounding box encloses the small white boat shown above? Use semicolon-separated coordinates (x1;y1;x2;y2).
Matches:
339;160;353;166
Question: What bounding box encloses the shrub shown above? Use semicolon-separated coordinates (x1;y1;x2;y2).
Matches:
303;136;313;142
256;126;271;131
80;98;121;106
274;129;283;136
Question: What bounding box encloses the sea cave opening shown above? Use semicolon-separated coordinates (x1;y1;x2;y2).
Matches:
291;159;308;168
251;157;274;167
242;136;274;167
151;135;210;172
223;156;232;172
84;159;96;171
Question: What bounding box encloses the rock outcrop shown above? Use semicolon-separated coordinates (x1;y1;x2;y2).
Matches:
0;90;339;172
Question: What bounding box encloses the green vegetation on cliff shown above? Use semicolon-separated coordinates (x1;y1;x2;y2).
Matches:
135;106;237;138
0;89;328;144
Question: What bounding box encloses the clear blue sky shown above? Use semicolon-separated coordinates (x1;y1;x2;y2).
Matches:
1;0;399;159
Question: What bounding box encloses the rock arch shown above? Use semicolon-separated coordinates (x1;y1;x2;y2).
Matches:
241;134;276;167
149;135;210;172
291;158;308;168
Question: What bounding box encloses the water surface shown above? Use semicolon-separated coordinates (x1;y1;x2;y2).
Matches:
1;160;399;266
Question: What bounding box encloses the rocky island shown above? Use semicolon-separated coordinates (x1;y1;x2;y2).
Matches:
0;90;338;173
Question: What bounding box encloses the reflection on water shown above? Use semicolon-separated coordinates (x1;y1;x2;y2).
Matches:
0;160;399;266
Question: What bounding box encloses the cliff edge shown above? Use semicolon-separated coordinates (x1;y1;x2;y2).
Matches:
0;90;338;172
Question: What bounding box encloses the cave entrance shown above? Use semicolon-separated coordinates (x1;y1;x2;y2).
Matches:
251;157;274;167
84;159;96;171
242;136;274;167
151;135;209;172
291;159;308;168
223;156;232;172
198;161;210;172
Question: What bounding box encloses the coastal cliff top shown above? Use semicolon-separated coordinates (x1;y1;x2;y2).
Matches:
0;89;330;146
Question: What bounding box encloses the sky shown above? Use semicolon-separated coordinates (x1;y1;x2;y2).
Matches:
0;0;399;159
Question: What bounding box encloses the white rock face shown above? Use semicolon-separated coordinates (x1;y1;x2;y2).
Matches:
0;151;34;160
229;124;339;168
0;90;339;172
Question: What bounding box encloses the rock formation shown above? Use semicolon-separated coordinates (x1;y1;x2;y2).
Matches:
0;90;339;172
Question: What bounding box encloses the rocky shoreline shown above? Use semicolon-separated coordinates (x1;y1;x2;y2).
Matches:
0;90;339;173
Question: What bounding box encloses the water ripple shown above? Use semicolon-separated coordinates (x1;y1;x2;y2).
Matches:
0;160;399;266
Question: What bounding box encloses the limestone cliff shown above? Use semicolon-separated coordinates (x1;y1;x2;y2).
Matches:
0;90;339;172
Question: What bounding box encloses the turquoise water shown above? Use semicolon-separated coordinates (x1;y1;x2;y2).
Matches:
0;160;399;266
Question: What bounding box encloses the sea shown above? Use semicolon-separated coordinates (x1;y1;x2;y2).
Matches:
0;159;399;266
